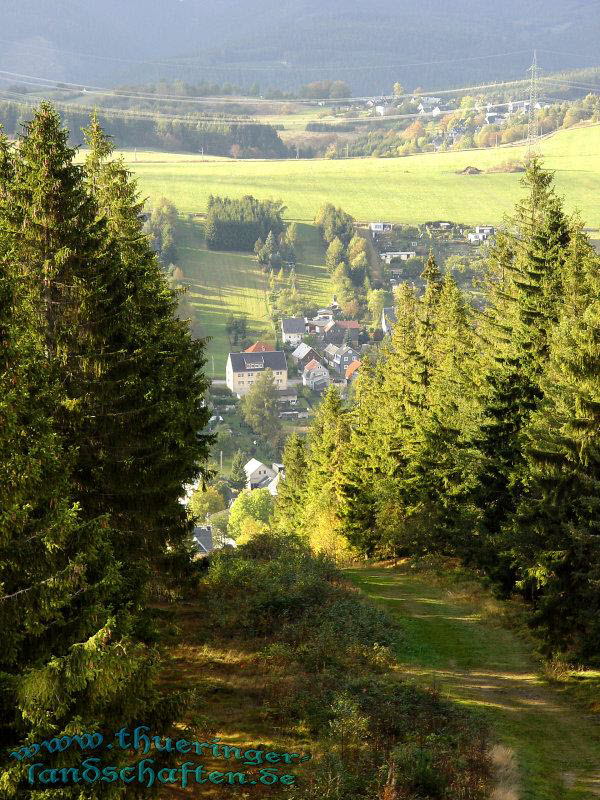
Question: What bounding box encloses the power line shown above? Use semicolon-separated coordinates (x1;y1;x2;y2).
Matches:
528;50;540;152
0;38;534;73
0;68;536;107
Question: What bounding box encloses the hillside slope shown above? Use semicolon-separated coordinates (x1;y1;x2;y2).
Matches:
128;125;600;227
2;0;600;92
349;565;600;800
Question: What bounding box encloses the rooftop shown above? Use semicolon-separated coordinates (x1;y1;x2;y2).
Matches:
304;358;323;372
291;342;314;359
345;360;361;379
281;317;306;335
229;351;287;373
244;341;275;353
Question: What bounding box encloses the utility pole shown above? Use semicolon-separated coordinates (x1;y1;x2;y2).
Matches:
527;50;540;155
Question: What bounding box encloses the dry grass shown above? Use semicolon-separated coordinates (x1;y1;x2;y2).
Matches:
156;601;315;799
489;744;521;800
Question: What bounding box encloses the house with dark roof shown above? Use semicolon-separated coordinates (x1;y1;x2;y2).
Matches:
193;525;236;556
291;342;320;370
281;317;306;345
193;526;214;554
226;350;288;397
324;344;360;376
323;319;360;346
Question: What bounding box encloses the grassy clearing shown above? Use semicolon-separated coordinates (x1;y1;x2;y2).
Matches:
347;564;600;800
127;125;600;226
158;601;315;799
176;219;330;378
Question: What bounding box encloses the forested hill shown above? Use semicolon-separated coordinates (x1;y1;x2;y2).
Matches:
2;0;600;93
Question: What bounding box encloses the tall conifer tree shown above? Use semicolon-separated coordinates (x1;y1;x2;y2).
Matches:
509;231;600;659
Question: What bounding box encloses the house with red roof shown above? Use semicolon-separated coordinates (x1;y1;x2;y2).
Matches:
323;319;361;346
302;359;331;393
345;360;361;384
244;341;276;353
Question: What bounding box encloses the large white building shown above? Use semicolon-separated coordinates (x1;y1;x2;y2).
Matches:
225;351;288;397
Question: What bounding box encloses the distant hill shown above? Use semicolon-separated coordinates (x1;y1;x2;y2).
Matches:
2;0;600;94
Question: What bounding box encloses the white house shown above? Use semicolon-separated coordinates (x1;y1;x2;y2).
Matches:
302;359;331;392
244;459;276;490
369;222;393;233
468;232;488;243
281;317;306;345
476;226;495;235
380;251;416;264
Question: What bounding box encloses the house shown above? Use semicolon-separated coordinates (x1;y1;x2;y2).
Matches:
305;315;333;335
267;471;283;496
323;343;340;366
345;360;361;384
382;307;397;335
244;341;275;353
380;251;416;264
193;526;214;555
302;359;331;392
275;387;298;405
369;222;393;233
323;320;360;346
244;459;276;490
326;345;360;376
475;226;495;235
468;232;488;243
226;350;288;396
281;317;306;345
291;342;320;370
193;526;237;556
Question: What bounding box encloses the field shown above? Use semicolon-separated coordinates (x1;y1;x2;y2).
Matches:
349;564;600;800
125;125;600;227
177;220;331;377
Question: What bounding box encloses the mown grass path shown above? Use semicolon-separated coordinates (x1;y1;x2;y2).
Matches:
347;566;600;800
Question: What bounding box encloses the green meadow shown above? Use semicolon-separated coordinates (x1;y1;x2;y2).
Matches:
177;220;331;377
125;125;600;226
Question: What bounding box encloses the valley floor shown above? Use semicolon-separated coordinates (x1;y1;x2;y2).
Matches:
348;565;600;800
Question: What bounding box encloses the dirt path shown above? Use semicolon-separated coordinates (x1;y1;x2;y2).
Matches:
347;566;600;800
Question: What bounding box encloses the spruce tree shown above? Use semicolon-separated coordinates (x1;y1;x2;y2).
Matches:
303;387;350;557
0;106;211;796
81;115;212;586
230;449;248;490
274;433;308;534
509;231;600;659
470;159;572;581
0;108;159;799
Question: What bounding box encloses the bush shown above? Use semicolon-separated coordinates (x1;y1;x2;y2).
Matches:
197;533;491;800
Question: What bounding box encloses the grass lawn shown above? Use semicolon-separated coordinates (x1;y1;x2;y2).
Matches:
127;125;600;226
348;564;600;800
176;220;331;378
